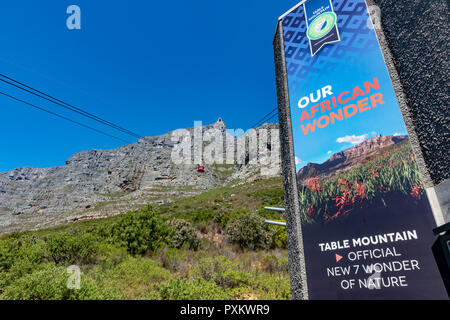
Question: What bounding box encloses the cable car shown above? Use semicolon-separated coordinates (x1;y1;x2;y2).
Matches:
197;165;205;172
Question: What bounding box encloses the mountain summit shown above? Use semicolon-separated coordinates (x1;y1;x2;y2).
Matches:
0;119;279;234
297;134;408;182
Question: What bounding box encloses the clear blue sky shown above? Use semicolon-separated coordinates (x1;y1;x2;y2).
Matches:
0;0;300;172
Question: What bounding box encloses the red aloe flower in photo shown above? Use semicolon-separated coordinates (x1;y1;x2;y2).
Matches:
306;177;322;192
338;178;350;190
371;169;378;178
353;182;366;201
333;194;345;208
330;177;356;218
410;184;423;199
410;154;415;161
389;161;394;168
306;205;316;218
332;190;353;217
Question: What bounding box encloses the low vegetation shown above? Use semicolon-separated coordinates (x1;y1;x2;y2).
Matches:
0;177;290;300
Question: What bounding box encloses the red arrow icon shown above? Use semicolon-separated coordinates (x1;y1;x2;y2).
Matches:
335;254;343;262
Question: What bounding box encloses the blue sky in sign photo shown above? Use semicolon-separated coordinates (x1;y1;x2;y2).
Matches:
280;0;407;170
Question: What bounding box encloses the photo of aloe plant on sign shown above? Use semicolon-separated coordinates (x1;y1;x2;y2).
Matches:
297;135;424;224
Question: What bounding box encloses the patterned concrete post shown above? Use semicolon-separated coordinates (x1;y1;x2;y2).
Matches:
367;0;449;224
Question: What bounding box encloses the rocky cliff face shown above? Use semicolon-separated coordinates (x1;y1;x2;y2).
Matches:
297;135;408;182
0;119;280;233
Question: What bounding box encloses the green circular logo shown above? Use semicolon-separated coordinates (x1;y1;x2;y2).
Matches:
306;12;337;40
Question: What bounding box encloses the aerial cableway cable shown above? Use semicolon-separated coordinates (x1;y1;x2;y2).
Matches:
0;73;281;138
264;111;279;123
0;73;142;139
251;106;279;129
0;90;129;143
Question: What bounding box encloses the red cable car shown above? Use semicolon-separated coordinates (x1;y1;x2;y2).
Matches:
197;165;205;172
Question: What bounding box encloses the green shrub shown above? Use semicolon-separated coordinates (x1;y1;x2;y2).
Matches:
0;241;13;272
0;236;49;291
0;236;46;272
272;225;287;249
192;209;215;223
45;232;98;265
160;247;188;273
0;258;42;291
250;273;291;300
192;256;248;288
261;254;289;273
225;214;274;250
196;220;215;234
157;278;228;300
213;210;239;229
213;210;226;225
248;188;284;206
169;219;200;250
0;263;119;300
100;206;169;255
100;257;172;299
95;243;128;269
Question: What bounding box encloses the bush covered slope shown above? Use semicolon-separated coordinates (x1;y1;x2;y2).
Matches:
0;177;290;300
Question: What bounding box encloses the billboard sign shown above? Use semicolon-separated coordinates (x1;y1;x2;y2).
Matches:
275;0;448;299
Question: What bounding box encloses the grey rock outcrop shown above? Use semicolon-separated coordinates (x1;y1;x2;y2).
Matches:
0;119;280;234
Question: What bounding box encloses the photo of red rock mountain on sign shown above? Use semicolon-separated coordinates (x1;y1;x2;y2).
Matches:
296;134;425;224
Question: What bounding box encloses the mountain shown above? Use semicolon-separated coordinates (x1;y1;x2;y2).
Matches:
0;119;280;234
297;134;408;183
